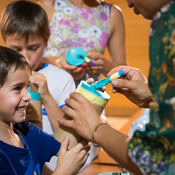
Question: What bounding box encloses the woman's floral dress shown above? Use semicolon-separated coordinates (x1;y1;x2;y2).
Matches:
128;1;175;175
43;0;111;84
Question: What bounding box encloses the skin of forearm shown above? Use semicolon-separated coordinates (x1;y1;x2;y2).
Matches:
94;124;143;175
102;58;118;76
42;93;64;131
102;58;127;76
139;95;154;108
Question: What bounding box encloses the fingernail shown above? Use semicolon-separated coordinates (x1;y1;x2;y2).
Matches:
112;80;118;86
112;89;117;93
82;63;86;68
80;67;83;71
74;66;78;70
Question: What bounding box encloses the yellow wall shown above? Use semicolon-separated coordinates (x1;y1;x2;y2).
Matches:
0;0;150;117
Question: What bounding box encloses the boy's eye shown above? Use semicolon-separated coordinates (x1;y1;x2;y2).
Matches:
13;48;21;52
30;47;38;51
14;86;22;91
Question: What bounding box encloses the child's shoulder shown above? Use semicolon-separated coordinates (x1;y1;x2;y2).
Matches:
39;63;74;81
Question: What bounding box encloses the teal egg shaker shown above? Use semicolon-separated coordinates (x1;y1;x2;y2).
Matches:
66;47;96;67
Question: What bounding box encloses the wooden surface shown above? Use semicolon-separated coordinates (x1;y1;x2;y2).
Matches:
77;163;123;175
77;109;144;175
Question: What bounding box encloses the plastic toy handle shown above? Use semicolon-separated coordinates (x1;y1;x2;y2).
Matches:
109;70;124;81
93;70;124;89
84;57;96;66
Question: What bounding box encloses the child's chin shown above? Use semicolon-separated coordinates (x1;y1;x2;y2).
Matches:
16;117;26;123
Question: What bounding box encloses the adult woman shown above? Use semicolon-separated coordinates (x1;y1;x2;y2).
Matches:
60;0;175;174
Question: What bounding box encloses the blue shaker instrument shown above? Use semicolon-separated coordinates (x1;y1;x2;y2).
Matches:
66;47;96;66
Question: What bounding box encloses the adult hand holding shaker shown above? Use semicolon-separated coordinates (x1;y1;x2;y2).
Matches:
53;80;110;149
53;70;124;149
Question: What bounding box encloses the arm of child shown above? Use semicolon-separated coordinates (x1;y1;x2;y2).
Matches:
52;137;90;175
30;71;64;130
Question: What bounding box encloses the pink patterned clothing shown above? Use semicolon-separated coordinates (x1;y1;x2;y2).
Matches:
44;0;111;82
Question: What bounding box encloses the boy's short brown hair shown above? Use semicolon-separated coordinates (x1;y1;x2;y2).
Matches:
0;46;32;87
1;0;49;43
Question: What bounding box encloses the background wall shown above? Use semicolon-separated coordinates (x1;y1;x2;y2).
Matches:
104;0;150;116
0;0;151;117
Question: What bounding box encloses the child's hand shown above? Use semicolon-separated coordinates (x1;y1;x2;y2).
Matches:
30;71;50;102
53;137;90;175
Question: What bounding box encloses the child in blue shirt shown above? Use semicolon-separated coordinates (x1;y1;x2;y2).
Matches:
0;1;95;172
0;46;89;175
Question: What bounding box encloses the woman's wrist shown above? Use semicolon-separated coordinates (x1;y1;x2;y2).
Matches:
138;95;154;108
92;122;109;146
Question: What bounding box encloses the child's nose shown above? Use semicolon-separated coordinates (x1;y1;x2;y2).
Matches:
23;90;31;102
21;50;30;61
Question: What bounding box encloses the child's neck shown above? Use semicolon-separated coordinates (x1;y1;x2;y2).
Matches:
36;63;45;71
0;122;24;148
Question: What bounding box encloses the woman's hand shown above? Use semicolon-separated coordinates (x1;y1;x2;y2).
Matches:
59;92;102;141
55;54;85;80
86;50;105;76
108;66;153;108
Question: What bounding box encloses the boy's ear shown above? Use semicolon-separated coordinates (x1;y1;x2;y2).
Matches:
45;36;49;46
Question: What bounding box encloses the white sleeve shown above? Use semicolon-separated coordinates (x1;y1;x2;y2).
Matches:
56;73;75;106
39;64;76;106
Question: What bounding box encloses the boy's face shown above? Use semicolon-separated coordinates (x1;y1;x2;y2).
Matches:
5;34;47;71
0;67;31;124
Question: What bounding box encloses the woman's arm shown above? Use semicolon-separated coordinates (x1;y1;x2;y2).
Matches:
37;0;55;22
86;5;127;77
105;5;127;75
59;92;142;174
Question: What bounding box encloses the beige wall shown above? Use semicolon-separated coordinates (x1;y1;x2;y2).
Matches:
0;0;150;116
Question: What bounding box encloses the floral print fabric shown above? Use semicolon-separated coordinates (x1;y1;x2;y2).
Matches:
44;0;110;58
128;1;175;175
